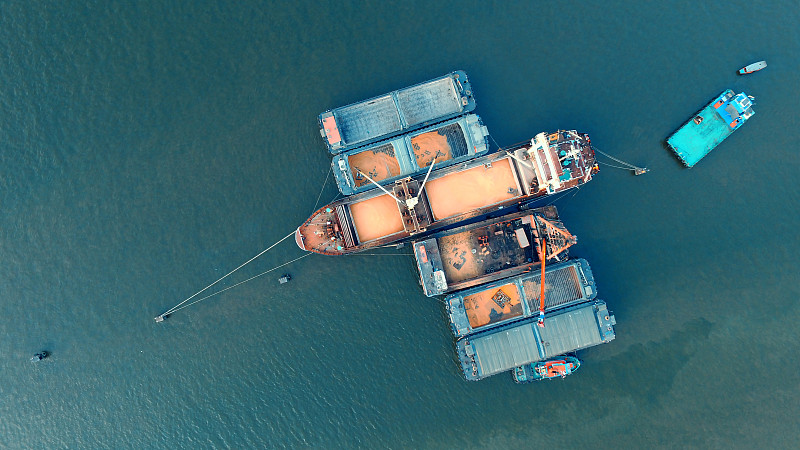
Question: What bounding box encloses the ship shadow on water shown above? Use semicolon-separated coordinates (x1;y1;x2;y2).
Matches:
592;317;714;406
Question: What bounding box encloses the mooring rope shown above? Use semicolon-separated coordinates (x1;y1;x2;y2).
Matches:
544;185;583;207
597;160;634;171
489;134;503;151
159;230;297;318
311;163;333;213
593;147;647;173
164;252;313;315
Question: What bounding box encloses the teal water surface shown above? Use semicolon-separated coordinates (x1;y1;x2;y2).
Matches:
1;1;799;448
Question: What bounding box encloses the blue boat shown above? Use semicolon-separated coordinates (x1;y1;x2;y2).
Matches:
319;70;476;155
739;61;766;75
666;89;755;167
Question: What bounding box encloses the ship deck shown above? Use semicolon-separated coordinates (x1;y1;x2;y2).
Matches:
347;122;469;188
425;157;520;220
457;300;616;381
446;259;596;337
321;71;474;154
436;215;534;285
667;102;733;167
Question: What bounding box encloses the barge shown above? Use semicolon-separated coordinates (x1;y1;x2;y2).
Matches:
319;70;476;155
413;207;577;297
332;114;490;195
445;258;597;338
296;130;597;255
456;300;616;381
667;89;755;167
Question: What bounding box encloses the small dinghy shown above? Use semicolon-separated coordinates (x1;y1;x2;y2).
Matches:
739;61;766;75
31;351;49;362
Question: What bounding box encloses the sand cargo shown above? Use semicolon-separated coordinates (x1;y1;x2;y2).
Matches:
331;114;490;195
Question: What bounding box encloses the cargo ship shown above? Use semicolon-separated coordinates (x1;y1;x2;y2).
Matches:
332;114;490;195
456;300;616;381
445;258;597;338
513;356;580;383
667;89;755;167
319;70;476;155
413;207;576;297
296;130;597;255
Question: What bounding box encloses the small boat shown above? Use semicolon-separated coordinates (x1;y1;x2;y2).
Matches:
512;355;580;383
31;351;49;361
739;61;766;75
278;274;291;284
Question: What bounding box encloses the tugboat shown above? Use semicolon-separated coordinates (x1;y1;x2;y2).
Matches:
512;356;580;383
738;61;766;75
31;351;49;362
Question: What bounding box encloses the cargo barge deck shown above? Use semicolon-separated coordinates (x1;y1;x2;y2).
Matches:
445;258;597;338
667;89;755;167
296;130;597;255
319;70;476;155
456;300;616;381
412;207;576;297
331;114;490;195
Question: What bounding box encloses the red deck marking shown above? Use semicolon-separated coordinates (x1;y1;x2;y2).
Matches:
322;116;341;144
418;245;428;263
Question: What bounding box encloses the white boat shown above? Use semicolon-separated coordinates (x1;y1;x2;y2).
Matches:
739;61;766;75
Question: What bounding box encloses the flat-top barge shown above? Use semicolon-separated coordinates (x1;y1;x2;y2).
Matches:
331;114;490;195
456;300;616;381
296;130;597;255
319;70;476;155
413;207;575;297
667;89;755;167
445;258;597;338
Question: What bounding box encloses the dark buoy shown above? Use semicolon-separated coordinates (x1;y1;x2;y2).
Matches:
278;274;291;284
31;351;48;362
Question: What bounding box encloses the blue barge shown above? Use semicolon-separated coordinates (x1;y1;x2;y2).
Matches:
456;300;616;381
319;70;476;155
331;114;489;195
666;89;754;167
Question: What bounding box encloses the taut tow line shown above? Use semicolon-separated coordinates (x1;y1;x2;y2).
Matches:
155;230;299;322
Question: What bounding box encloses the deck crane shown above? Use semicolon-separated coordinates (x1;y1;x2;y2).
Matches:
533;215;577;327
